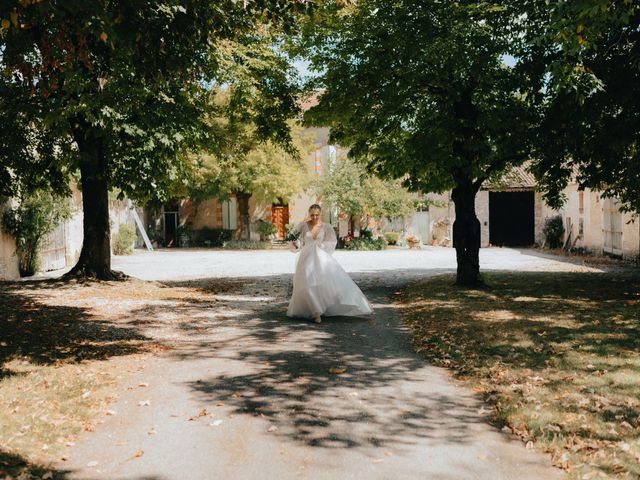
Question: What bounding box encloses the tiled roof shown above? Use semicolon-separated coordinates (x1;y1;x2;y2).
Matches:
483;163;537;190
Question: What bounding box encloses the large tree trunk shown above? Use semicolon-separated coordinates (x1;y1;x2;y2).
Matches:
235;192;252;241
65;127;123;280
451;180;482;287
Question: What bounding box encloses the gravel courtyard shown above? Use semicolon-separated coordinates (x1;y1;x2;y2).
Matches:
52;246;590;479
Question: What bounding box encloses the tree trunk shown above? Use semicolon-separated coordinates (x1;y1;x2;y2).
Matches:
235;192;252;241
451;180;482;287
65;127;123;280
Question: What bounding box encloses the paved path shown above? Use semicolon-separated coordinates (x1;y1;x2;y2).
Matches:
60;247;582;479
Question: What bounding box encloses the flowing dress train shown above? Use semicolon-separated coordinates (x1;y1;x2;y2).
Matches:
286;222;373;319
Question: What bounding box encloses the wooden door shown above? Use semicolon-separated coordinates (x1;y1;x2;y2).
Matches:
603;197;623;256
271;204;289;240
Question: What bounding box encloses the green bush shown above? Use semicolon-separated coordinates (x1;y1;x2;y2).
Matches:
257;220;278;238
222;240;270;250
2;190;71;276
113;223;137;255
347;237;387;251
193;227;233;247
359;228;374;240
543;215;565;249
383;231;399;245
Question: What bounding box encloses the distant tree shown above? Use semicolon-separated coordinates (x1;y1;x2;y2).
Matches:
313;156;415;231
298;1;535;285
0;1;308;278
191;89;315;240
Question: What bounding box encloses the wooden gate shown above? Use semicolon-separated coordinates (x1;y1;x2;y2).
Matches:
603;197;623;256
271;204;289;240
40;223;66;271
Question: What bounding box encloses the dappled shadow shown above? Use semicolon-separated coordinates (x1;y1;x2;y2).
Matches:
404;270;640;451
0;279;154;374
413;271;640;375
0;449;72;480
117;269;504;454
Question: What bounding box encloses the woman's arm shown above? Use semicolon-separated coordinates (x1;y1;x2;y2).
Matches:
320;224;337;254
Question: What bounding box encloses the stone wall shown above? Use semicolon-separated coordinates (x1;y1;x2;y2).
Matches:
0;225;19;280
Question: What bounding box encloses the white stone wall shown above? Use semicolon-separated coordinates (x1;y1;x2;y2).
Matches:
622;212;640;259
0;227;19;280
475;190;490;247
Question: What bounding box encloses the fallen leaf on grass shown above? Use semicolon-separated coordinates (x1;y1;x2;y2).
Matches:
329;367;347;374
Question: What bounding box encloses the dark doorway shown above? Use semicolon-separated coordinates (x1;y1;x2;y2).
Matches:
489;191;535;246
164;211;178;247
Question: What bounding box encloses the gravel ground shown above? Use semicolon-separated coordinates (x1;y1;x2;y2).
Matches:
54;247;587;479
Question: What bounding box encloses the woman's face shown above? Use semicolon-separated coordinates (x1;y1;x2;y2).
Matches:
309;209;321;223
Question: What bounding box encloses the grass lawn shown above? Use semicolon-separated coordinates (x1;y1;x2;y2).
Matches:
400;271;640;480
0;279;195;479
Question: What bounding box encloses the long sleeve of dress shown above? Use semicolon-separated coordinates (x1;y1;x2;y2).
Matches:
320;224;337;254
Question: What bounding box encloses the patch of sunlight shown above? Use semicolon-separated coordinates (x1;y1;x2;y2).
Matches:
471;309;521;322
606;369;640;387
512;296;540;302
511;339;536;348
214;294;275;302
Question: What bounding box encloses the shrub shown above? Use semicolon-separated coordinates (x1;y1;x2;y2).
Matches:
347;237;387;251
2;190;71;276
112;223;137;255
193;227;233;247
359;228;374;240
147;228;164;247
257;220;278;239
543;215;565;249
222;240;270;250
383;231;399;245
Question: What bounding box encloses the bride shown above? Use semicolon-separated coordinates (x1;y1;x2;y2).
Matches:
286;204;373;323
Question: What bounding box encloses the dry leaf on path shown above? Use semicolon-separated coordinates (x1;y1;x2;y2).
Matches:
329;367;347;374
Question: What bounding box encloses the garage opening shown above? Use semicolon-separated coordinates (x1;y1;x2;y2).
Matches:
489;191;535;246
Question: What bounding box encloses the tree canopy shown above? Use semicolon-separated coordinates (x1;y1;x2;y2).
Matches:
297;0;535;285
510;1;640;212
0;0;309;277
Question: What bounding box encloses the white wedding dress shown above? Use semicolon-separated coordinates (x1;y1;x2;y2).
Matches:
286;222;373;319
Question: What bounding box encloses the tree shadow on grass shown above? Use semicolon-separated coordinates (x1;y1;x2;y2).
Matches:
0;279;153;377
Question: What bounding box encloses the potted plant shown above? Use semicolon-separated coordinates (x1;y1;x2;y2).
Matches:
407;234;421;249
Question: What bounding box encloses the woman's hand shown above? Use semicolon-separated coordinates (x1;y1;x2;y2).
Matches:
288;240;300;252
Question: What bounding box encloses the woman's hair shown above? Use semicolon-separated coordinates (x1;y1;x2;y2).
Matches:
308;204;322;212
